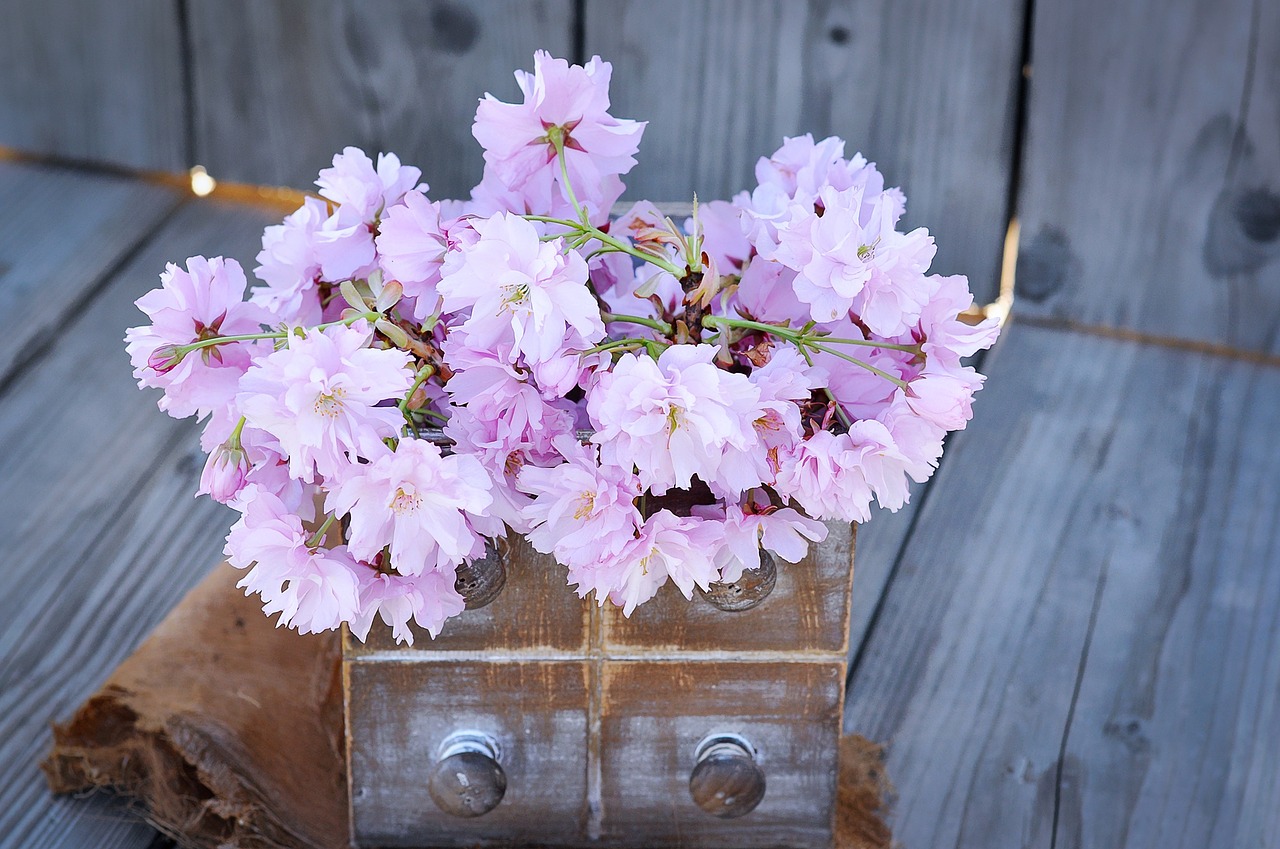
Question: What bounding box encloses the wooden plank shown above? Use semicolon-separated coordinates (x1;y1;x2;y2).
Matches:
583;0;1026;301
187;0;575;199
0;198;276;849
0;162;182;383
843;321;1280;848
0;0;186;170
1015;0;1280;353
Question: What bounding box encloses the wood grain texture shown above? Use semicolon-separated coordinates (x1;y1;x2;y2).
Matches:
187;0;574;199
843;321;1280;848
0;0;186;170
346;660;591;846
583;0;1025;300
0;162;181;383
1015;0;1280;353
599;660;844;847
601;521;854;655
0;199;275;849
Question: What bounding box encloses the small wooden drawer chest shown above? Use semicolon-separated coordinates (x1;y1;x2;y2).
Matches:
343;522;855;848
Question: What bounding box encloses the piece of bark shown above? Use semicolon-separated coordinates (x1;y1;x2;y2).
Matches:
42;562;891;849
42;562;346;849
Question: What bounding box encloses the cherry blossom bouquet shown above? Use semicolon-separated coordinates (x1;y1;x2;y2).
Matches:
125;52;999;645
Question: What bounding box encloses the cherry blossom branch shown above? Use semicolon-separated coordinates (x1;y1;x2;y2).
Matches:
601;312;673;335
305;513;337;549
701;314;911;390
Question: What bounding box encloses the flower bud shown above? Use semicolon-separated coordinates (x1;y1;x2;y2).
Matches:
199;442;249;503
147;344;185;374
375;318;410;348
375;280;404;313
339;279;368;312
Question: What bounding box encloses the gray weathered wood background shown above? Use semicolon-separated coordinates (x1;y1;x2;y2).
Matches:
0;1;1277;848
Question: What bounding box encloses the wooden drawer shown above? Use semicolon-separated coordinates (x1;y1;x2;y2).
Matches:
600;521;855;654
346;660;591;847
597;660;845;848
346;536;591;656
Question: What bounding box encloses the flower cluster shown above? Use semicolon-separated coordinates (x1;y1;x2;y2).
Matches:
125;51;999;643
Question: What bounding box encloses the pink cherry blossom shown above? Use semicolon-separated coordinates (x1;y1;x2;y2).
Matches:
199;439;249;503
349;566;466;644
375;189;456;319
236;322;413;481
587;345;761;495
518;436;642;569
126;256;270;420
316;147;422;223
472;52;644;219
603;511;722;615
707;500;829;583
224;489;362;634
903;362;985;431
437;212;604;366
251;197;328;325
326;438;495;575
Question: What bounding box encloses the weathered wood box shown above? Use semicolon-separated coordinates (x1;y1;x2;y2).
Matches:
343;522;855;848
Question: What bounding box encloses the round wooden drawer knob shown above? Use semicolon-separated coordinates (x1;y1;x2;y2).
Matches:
428;732;506;818
454;539;507;610
688;733;766;818
701;550;777;612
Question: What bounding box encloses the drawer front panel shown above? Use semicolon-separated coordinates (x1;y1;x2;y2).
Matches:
347;536;591;656
597;660;844;848
347;659;590;847
601;521;855;654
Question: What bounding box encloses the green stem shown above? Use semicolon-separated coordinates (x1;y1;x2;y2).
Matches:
808;342;909;389
521;215;685;278
552;136;588;225
602;312;673;335
398;364;437;414
306;513;337;548
175;311;380;358
702;314;911;389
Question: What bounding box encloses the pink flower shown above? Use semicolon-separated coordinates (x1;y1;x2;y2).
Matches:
199;439;249;503
776;423;913;521
375;190;453;319
349;566;466;645
687;200;750;273
236;322;413;481
903;363;985;431
443;352;579;529
251;197;328;325
518;436;642;569
472;52;644;219
316;147;422;223
326;438;496;575
706;500;829;582
603;511;722;615
587;345;761;495
438;212;604;366
126;256;270;420
915;274;1002;364
225;489;362;634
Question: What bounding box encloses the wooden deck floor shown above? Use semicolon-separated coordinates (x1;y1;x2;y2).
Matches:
0;158;1276;848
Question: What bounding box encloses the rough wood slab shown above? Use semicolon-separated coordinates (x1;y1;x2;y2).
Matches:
844;321;1280;848
186;0;574;199
1015;0;1280;353
0;161;182;383
0;0;186;171
583;0;1026;301
0;198;275;849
